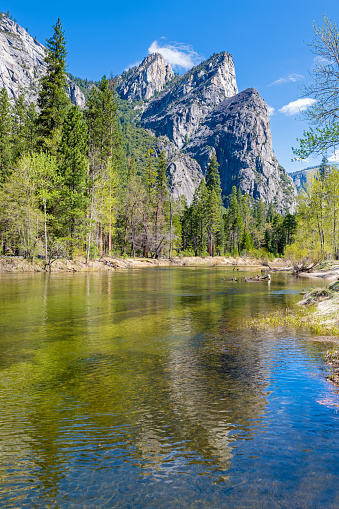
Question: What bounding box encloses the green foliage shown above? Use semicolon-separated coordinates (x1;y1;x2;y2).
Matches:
293;15;339;158
11;95;38;159
37;18;70;153
205;154;221;197
0;88;12;182
291;165;339;260
0;154;43;257
57;106;89;257
178;248;196;257
241;231;254;252
118;96;155;175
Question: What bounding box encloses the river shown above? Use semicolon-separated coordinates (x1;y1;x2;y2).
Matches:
0;267;338;508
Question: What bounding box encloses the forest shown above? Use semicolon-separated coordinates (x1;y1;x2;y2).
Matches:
1;17;338;267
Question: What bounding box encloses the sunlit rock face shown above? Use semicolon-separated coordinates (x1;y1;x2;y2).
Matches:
153;137;203;205
140;52;238;149
0;15;85;107
130;52;296;211
185;88;297;213
116;53;175;101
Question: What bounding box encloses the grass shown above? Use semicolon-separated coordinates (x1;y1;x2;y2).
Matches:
248;279;339;337
248;305;339;337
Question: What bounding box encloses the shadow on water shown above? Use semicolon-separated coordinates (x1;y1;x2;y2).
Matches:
0;268;338;508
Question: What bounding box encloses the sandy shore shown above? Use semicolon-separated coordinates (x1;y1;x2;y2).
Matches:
0;255;284;273
298;265;339;335
247;262;339;344
298;265;339;282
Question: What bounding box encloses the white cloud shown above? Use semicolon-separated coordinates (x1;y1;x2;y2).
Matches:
269;73;304;86
278;98;317;116
148;40;203;70
268;105;275;117
328;150;339;162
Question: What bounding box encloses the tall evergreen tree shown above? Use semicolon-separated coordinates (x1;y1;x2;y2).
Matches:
205;155;223;255
11;95;38;159
190;179;209;254
86;76;123;177
57;106;88;257
0;87;12;182
26;103;38;154
85;75;125;257
12;94;27;161
37;18;70;152
207;189;221;256
205;154;222;198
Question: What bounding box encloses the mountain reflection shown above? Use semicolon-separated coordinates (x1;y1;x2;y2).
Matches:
0;268;309;506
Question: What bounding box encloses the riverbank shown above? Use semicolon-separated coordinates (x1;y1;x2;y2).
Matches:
250;268;339;340
0;255;286;273
298;262;339;282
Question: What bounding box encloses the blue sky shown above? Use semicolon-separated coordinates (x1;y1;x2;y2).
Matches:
4;0;339;172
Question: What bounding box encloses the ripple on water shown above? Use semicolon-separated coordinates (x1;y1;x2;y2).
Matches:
0;269;338;508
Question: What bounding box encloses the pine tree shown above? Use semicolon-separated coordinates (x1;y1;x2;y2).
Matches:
205;155;223;255
224;186;242;253
153;151;169;258
319;156;330;181
156;151;168;199
86;76;123;177
193;179;209;254
207;189;220;256
11;95;38;159
0;87;12;182
57;106;88;257
37;18;70;152
205;154;222;198
85;75;125;257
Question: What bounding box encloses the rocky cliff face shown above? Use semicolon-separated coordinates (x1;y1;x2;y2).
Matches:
140;52;238;149
289;167;318;193
117;53;175;101
153;137;203;204
133;52;295;212
0;15;85;107
185;88;296;213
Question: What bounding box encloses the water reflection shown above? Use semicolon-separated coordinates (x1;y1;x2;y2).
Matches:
0;269;338;508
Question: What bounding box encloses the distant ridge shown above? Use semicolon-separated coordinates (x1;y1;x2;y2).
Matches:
289;166;319;193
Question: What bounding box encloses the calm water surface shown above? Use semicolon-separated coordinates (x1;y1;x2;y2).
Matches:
0;267;338;508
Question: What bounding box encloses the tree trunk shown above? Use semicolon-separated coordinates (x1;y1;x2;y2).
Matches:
44;199;48;263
